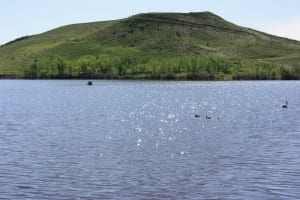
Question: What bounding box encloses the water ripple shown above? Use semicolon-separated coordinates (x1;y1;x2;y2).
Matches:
0;80;299;199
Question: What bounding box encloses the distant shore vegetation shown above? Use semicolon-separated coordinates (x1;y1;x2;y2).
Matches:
23;55;300;80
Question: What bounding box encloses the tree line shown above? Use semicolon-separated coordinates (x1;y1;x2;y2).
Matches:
23;55;300;80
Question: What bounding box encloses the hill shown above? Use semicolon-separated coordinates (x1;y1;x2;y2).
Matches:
0;12;300;79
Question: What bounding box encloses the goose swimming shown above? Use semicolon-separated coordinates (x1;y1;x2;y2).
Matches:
282;101;288;109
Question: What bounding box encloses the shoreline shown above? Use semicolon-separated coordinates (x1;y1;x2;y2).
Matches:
1;77;299;81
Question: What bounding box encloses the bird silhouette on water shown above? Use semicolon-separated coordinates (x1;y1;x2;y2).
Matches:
206;115;212;120
194;114;219;120
282;101;288;109
87;80;93;86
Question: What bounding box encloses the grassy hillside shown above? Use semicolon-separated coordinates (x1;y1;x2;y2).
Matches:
1;12;300;79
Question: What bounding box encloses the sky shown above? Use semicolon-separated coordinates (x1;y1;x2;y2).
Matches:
1;0;300;45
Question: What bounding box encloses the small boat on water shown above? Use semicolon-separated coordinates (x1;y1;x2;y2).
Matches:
87;80;93;86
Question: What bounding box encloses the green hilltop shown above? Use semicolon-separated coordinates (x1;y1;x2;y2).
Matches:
1;12;300;79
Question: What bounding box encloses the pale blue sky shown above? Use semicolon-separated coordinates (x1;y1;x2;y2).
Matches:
1;0;300;44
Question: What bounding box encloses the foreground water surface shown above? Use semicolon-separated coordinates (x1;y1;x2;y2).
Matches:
0;80;299;199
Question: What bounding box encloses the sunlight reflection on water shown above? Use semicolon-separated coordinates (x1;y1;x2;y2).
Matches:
0;80;299;199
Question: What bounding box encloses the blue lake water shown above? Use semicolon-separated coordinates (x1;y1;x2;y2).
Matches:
0;80;299;199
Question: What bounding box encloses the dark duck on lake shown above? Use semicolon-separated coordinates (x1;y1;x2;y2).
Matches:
87;80;93;86
206;115;212;120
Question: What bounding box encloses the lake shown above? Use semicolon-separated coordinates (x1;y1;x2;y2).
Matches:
0;80;299;199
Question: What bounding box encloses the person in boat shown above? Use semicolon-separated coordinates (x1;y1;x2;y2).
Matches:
87;80;93;86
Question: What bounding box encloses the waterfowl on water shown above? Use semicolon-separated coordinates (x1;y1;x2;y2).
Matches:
206;115;212;120
282;101;288;108
195;114;200;118
87;80;93;86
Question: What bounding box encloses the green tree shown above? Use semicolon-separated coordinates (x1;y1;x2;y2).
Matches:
27;60;38;78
